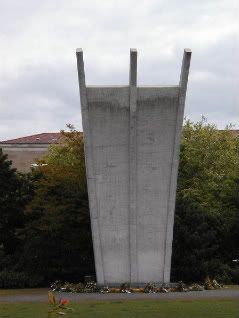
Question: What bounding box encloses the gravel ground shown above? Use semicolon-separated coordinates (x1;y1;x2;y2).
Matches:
0;288;238;303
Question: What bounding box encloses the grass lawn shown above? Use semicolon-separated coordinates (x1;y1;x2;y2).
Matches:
0;299;239;318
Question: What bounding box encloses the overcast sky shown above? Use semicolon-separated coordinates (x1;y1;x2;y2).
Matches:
0;0;238;140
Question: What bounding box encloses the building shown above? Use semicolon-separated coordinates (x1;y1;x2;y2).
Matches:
0;133;61;172
232;130;239;136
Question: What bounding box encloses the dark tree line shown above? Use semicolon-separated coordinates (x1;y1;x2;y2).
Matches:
0;120;238;287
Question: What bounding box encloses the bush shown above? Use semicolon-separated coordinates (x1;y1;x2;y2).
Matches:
0;270;43;288
230;267;239;284
205;261;232;284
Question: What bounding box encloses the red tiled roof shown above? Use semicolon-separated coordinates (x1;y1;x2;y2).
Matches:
0;129;237;145
0;133;62;144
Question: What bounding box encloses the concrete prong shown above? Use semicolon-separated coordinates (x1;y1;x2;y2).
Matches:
179;49;192;90
130;48;137;87
129;48;138;283
76;48;86;89
75;48;105;284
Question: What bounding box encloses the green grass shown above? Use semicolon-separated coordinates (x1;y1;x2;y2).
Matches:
0;299;239;318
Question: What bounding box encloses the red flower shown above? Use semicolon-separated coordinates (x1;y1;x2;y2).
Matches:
60;298;70;305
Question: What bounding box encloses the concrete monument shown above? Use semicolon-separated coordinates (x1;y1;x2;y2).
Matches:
76;48;191;285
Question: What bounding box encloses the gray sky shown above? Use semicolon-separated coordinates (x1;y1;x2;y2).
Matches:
0;0;238;140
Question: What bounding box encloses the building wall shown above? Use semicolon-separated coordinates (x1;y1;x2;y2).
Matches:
87;87;131;284
1;144;49;172
136;87;179;283
85;86;181;284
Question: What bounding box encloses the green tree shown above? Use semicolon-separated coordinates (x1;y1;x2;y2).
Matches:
21;126;94;283
171;119;239;283
0;148;33;256
177;119;238;213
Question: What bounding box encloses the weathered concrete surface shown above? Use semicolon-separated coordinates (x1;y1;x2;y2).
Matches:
76;49;191;285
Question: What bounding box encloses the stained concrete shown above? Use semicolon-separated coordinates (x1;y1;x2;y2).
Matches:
76;48;191;285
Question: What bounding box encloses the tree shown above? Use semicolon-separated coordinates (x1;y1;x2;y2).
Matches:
21;126;94;283
2;119;238;286
177;119;238;213
0;148;33;256
171;119;239;283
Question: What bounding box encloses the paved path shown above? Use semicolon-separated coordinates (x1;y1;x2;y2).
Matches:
0;288;238;303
